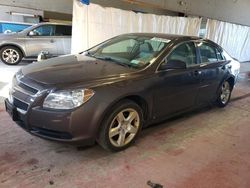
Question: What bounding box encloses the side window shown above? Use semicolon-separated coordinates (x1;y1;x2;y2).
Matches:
32;25;55;36
166;42;197;67
199;43;218;63
55;25;72;36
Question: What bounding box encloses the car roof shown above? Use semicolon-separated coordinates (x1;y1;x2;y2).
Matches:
119;33;223;50
35;22;72;26
121;32;201;41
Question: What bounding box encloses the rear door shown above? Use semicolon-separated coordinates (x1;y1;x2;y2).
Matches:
153;42;202;119
55;25;72;55
24;24;58;57
195;41;228;104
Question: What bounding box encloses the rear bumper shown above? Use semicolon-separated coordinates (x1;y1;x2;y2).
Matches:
5;98;95;146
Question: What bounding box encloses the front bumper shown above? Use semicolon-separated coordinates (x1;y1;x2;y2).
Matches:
5;98;95;146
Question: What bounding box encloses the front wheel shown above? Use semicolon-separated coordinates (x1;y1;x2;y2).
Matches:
0;46;23;65
97;100;143;152
216;80;232;107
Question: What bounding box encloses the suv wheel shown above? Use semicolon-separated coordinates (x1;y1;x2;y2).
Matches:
0;46;23;65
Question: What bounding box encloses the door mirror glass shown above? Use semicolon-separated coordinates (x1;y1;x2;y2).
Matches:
28;31;38;36
160;59;187;70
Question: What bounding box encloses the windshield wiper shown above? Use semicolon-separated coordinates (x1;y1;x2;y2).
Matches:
93;55;131;68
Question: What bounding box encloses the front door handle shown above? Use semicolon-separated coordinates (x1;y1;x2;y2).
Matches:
194;70;202;76
50;39;54;43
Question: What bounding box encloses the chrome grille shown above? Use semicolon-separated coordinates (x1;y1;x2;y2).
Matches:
13;97;29;111
10;73;42;114
18;82;38;95
14;75;39;96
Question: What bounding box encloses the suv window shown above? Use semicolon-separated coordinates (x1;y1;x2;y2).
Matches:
198;42;218;63
55;25;72;36
32;25;55;36
166;42;197;67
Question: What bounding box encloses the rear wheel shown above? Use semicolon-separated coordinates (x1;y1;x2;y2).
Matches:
0;46;23;65
216;80;232;107
97;100;143;152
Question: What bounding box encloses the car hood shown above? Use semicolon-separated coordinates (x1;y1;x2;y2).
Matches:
21;54;137;85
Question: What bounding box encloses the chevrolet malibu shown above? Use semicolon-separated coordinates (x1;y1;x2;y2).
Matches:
5;33;238;151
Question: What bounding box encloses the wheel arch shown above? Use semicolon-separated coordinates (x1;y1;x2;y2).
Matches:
105;94;149;122
0;43;26;57
122;95;149;122
95;94;150;137
226;76;235;90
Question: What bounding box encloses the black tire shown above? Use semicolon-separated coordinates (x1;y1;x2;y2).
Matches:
0;46;23;65
97;100;143;152
216;80;232;108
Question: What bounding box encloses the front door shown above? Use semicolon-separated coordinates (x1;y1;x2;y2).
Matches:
24;24;58;57
153;42;201;119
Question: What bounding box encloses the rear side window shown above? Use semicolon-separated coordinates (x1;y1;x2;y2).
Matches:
55;25;72;36
167;42;197;67
198;42;218;63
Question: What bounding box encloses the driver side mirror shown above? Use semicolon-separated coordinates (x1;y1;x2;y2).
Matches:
160;59;187;70
28;31;38;36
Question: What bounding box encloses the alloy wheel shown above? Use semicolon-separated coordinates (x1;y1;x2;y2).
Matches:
108;108;140;147
220;81;231;104
2;48;20;64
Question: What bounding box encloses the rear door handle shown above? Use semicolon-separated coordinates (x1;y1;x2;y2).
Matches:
50;39;54;43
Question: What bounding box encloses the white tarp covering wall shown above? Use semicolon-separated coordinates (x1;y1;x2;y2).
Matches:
206;19;250;62
71;0;201;53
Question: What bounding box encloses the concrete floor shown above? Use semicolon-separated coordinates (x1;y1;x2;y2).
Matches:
0;62;250;188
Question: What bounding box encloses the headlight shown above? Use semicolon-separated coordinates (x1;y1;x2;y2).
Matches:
43;89;94;110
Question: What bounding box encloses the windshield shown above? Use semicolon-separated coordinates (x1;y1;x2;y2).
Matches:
85;35;170;68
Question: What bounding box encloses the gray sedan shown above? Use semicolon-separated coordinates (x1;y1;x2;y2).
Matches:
5;33;237;151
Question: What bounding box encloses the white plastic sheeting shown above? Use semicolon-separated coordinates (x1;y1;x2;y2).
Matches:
206;19;250;62
71;1;202;53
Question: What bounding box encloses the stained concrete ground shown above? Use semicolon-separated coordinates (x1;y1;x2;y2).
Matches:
0;62;250;188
